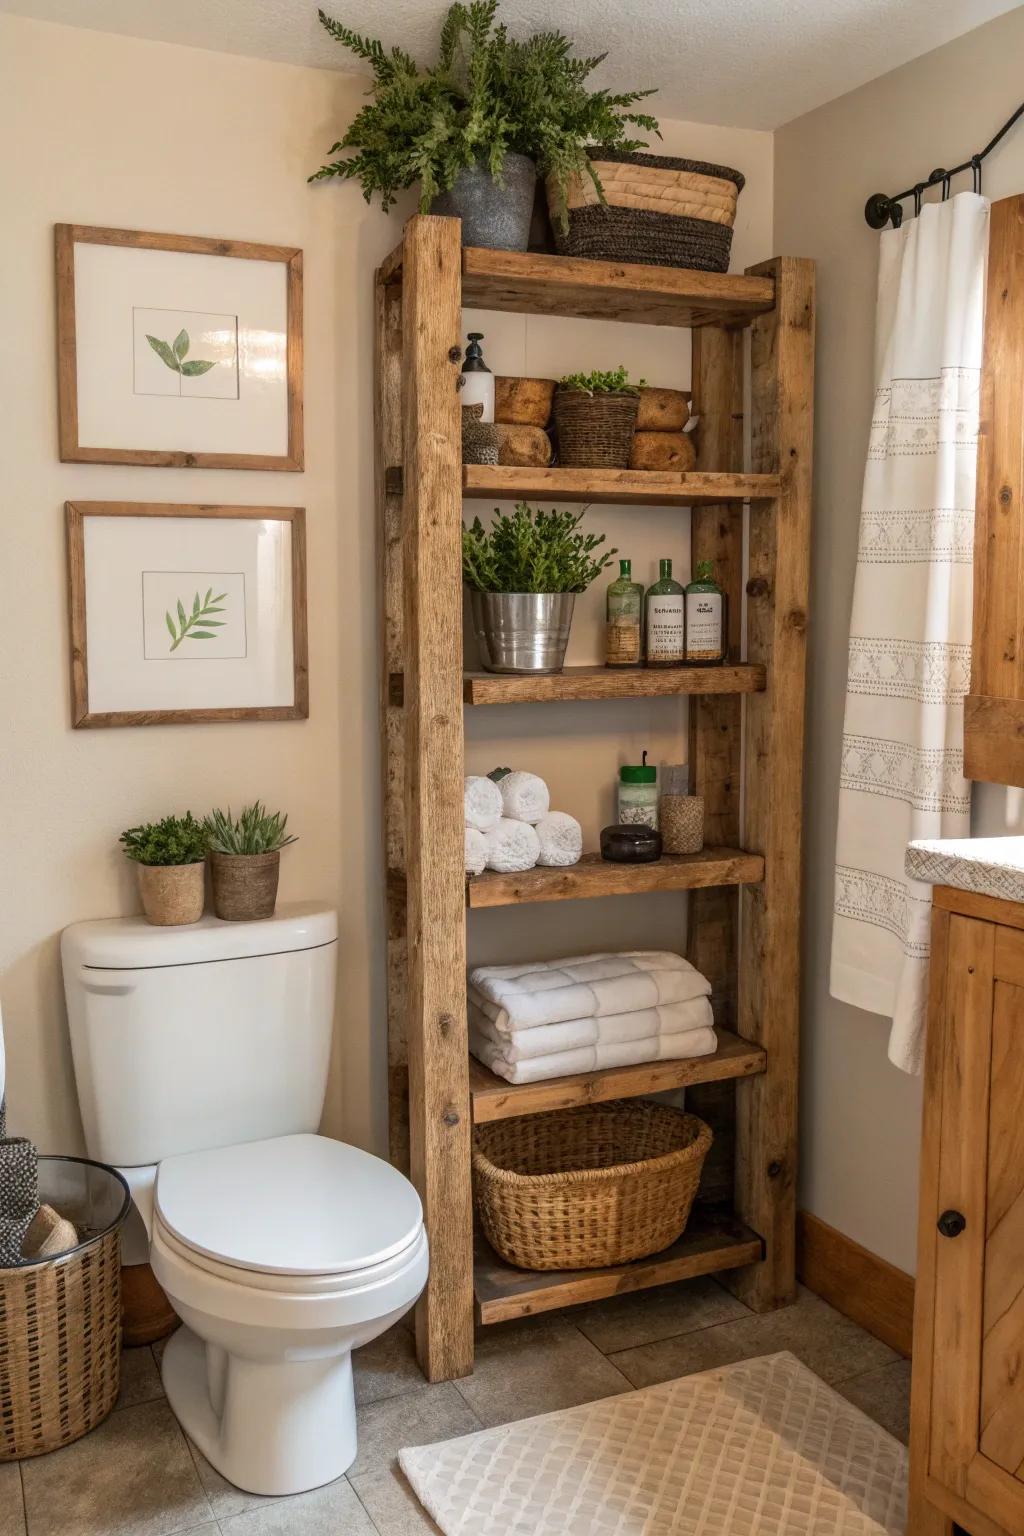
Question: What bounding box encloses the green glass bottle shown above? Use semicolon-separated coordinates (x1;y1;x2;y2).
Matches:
685;559;727;666
644;558;685;668
605;558;643;669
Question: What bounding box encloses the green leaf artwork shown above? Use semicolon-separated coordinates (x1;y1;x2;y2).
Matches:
165;587;228;652
146;328;217;394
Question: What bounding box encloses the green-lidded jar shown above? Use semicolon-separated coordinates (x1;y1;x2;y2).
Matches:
605;558;643;669
617;749;659;830
685;560;727;666
644;557;685;668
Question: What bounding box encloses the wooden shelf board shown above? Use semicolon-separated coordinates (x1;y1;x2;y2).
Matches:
463;662;765;705
475;1205;765;1324
461;246;776;329
462;465;781;506
469;1027;767;1124
466;847;764;909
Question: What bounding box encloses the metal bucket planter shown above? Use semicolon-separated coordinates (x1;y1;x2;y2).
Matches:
470;592;575;674
432;153;537;251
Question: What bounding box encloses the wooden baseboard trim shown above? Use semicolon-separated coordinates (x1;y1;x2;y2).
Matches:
796;1210;914;1358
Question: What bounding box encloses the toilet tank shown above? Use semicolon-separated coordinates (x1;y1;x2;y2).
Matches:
61;904;337;1167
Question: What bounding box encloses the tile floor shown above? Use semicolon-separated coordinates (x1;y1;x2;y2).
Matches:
3;1282;911;1536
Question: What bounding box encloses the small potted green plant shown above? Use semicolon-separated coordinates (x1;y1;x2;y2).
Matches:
204;803;298;922
463;502;614;673
553;366;646;468
119;814;208;927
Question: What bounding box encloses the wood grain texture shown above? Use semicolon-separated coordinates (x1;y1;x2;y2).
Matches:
469;1028;766;1124
54;224;303;470
730;257;814;1313
120;1263;178;1347
933;883;1024;930
796;1211;914;1358
963;1455;1024;1535
461;245;775;328
462;662;765;705
963;695;1024;788
461;464;780;505
474;1207;764;1324
466;848;765;909
401;216;474;1383
924;1473;1011;1536
65;502;308;727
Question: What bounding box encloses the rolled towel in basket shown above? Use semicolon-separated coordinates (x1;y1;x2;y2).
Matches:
535;810;582;867
496;770;550;825
465;826;487;877
22;1204;78;1261
464;775;503;833
484;818;540;874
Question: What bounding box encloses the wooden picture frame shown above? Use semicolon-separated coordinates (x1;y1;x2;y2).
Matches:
55;225;303;470
66;502;309;727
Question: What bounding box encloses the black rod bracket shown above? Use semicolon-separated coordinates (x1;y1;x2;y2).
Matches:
864;99;1024;227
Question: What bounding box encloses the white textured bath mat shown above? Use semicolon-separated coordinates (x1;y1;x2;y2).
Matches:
399;1351;907;1535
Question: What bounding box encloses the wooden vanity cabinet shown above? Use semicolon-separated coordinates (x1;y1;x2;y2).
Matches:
910;884;1024;1536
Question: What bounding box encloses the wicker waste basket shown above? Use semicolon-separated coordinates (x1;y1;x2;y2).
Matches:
473;1100;712;1271
552;388;640;468
0;1156;130;1460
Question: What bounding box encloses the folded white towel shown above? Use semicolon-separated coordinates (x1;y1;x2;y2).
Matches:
484;818;540;874
465;826;487;877
469;951;711;1033
496;770;550;825
464;775;503;833
535;811;582;867
469;1023;718;1084
470;997;714;1062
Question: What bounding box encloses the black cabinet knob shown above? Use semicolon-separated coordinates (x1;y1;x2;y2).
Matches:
937;1209;967;1238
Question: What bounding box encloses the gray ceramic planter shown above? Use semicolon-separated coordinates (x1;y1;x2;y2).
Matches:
431;153;537;251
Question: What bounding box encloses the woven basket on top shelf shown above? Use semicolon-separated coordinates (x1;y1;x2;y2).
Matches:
552;388;640;469
549;151;745;273
473;1100;712;1271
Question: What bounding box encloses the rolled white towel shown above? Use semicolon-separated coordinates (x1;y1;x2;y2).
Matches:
464;775;503;833
535;811;582;867
496;770;550;825
485;818;541;874
465;826;487;877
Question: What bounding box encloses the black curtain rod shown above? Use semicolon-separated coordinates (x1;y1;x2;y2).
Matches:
864;99;1024;228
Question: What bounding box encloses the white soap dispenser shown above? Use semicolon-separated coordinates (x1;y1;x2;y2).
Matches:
460;332;495;422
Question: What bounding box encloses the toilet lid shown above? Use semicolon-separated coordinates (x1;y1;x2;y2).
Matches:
154;1133;423;1277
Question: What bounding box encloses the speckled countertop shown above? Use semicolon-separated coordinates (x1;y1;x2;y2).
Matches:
906;836;1024;903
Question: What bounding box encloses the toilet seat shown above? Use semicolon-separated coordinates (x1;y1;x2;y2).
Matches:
155;1132;423;1279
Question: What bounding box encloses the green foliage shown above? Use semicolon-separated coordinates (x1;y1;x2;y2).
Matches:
309;2;658;227
462;502;615;593
166;587;228;653
120;813;208;867
557;365;645;396
205;802;298;856
146;330;216;380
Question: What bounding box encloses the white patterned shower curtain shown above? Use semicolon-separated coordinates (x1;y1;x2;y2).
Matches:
830;193;989;1074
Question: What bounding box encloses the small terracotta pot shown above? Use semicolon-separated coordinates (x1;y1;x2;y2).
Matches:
136;862;205;926
210;849;280;921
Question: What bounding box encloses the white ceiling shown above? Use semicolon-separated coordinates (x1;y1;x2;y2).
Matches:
2;0;1020;129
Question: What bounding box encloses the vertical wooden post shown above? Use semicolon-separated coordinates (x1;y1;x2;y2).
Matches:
732;257;814;1310
686;326;743;1202
401;216;474;1380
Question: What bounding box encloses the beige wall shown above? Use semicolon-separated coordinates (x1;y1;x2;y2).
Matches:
0;13;772;1158
775;4;1024;1273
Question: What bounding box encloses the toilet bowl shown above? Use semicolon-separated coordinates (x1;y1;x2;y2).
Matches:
60;906;428;1497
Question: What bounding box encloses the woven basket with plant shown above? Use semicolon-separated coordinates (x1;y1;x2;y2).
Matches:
553;366;644;468
205;802;297;923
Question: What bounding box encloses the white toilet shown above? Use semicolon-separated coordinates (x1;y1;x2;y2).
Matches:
61;904;428;1498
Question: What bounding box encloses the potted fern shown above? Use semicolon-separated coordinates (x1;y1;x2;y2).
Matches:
310;2;658;252
204;803;297;922
119;814;208;927
463;503;614;673
554;366;645;468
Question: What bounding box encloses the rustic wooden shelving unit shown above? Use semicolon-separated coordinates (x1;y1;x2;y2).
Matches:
375;220;814;1384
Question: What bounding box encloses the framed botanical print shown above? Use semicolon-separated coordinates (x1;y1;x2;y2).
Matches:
55;225;303;470
66;502;308;727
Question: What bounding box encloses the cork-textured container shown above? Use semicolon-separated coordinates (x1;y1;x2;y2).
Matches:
661;794;705;855
136;862;205;926
210;849;280;921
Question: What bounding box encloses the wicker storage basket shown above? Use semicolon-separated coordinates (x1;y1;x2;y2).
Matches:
549;151;745;273
553;388;640;468
1;1156;130;1460
473;1101;712;1271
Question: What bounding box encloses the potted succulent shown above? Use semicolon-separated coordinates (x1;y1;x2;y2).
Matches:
310;1;658;252
119;814;208;927
205;802;297;922
463;502;614;673
554;366;645;468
